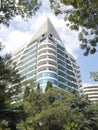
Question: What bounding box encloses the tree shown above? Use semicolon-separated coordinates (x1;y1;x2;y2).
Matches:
18;87;98;130
49;0;98;56
0;43;25;130
0;43;21;103
69;94;98;130
36;83;41;92
23;86;30;101
0;105;25;130
90;71;98;81
0;0;41;26
45;81;53;92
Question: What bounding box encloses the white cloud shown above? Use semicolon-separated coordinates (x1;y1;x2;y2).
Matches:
5;30;32;52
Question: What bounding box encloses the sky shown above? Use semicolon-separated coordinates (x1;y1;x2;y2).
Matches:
0;0;98;85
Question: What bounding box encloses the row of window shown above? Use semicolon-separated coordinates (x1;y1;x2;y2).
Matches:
67;75;77;83
58;59;65;66
58;70;77;82
22;71;36;80
19;55;36;68
58;75;78;88
67;70;75;76
66;59;71;65
37;72;58;79
22;50;37;60
58;65;76;78
57;44;65;51
58;76;67;83
24;46;37;57
20;65;37;76
57;49;65;56
68;82;78;88
59;83;68;90
19;53;37;67
38;79;58;85
58;65;66;71
27;41;38;48
57;54;65;61
19;61;37;72
66;64;73;71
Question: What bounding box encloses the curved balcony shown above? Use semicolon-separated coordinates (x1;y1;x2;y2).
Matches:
38;60;57;67
38;48;56;56
38;43;56;51
37;66;57;73
37;52;57;61
37;54;57;62
38;41;56;48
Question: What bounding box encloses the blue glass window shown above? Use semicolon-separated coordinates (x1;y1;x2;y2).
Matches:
38;79;58;85
37;72;57;79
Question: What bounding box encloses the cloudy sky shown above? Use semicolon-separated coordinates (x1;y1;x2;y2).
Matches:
0;0;98;84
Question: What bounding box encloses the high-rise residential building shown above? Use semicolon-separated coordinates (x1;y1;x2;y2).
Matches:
12;17;81;92
81;84;98;102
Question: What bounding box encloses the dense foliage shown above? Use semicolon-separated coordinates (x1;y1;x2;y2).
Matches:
49;0;98;56
0;0;41;26
16;84;98;130
0;58;98;130
0;43;21;103
90;71;98;81
0;43;24;130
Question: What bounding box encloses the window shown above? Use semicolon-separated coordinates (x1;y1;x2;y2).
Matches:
38;79;58;85
57;44;65;51
37;72;58;79
42;34;45;37
50;34;53;37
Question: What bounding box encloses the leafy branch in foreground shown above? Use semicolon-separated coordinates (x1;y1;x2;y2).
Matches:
49;0;98;56
0;0;41;26
0;43;25;130
90;71;98;81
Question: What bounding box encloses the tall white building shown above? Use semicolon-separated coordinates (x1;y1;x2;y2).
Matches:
12;17;81;92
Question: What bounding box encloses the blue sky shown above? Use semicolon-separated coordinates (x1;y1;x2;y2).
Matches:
0;0;98;85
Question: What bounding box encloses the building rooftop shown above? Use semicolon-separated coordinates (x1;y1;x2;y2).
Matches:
30;17;62;42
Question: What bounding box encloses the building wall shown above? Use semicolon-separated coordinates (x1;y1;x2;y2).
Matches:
81;84;98;102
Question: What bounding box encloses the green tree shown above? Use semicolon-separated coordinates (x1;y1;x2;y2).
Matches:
90;71;98;81
0;43;21;103
45;81;53;92
0;43;25;130
49;0;98;56
23;86;30;101
0;0;41;26
18;87;98;130
36;83;41;92
70;94;98;130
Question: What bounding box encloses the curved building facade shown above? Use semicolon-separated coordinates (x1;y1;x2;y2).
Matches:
12;17;81;92
81;84;98;102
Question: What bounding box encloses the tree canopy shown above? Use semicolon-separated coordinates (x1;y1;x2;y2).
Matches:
90;71;98;81
17;87;98;130
0;0;41;26
1;0;98;56
0;43;24;130
49;0;98;56
0;43;21;103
